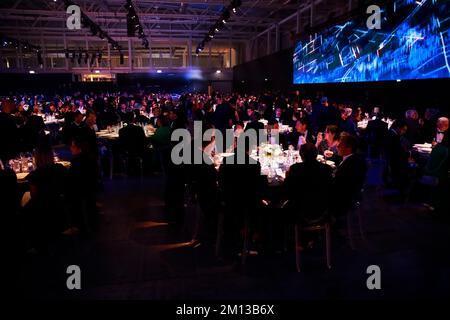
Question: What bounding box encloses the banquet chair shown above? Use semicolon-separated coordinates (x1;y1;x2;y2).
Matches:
346;188;366;250
281;201;331;272
120;153;144;180
294;216;332;272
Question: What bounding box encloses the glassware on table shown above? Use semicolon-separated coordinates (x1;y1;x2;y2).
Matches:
324;150;334;158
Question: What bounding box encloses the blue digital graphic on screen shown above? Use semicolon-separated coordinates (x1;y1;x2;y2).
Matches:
293;0;450;84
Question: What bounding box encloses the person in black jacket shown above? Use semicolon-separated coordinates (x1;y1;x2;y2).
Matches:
332;133;367;217
0;100;19;162
22;143;69;250
384;119;410;192
284;143;333;223
21;114;46;152
434;117;449;148
218;140;263;256
287;118;316;150
189;139;220;243
68;135;99;233
365;114;388;159
119;112;148;157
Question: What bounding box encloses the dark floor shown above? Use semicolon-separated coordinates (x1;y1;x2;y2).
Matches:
16;160;450;300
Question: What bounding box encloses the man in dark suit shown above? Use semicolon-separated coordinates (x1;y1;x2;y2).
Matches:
365;114;388;158
0;100;19;162
435;117;449;148
119;113;148;158
284;143;333;222
332;134;367;217
212;97;235;134
188;139;220;243
384;119;410;192
149;106;161;128
287;118;316;150
244;111;265;146
218;141;263;256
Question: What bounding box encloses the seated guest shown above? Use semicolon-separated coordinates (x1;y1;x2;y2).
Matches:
271;107;283;124
134;109;150;124
149;106;161;127
234;121;245;136
384;119;410;192
287;118;315;150
338;107;357;136
62;110;84;145
404;109;422;147
23;143;69;250
332;134;367;217
245;111;264;132
421;108;440;143
433;117;449;148
284;143;333;223
315;125;341;164
119;112;148;158
267;119;286;147
245;111;265;144
168;108;186;131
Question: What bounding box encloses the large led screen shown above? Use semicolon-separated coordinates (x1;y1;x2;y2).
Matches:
293;0;450;84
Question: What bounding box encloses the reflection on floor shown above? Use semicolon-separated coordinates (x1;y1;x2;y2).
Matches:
16;161;450;300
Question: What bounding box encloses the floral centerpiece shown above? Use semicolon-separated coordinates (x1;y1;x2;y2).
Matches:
259;143;283;158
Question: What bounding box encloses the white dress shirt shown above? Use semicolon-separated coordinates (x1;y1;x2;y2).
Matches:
436;131;445;143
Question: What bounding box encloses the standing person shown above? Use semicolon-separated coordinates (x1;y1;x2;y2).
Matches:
68;136;99;234
0;100;19;162
384;120;410;194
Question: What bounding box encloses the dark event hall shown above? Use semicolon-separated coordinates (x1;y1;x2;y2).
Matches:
1;0;449;305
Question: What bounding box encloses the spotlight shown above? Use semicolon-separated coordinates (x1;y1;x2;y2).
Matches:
231;0;242;11
156;69;162;73
29;70;36;74
221;8;230;23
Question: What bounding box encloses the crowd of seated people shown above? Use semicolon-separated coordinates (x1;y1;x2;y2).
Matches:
1;90;449;264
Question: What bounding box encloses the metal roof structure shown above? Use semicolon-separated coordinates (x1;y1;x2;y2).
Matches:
0;0;357;72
